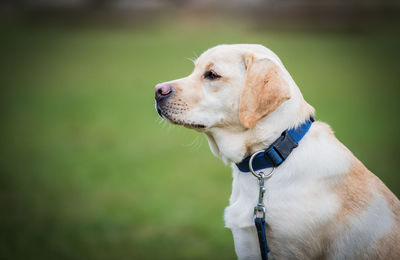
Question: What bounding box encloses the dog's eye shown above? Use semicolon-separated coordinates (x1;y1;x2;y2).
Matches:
204;70;221;80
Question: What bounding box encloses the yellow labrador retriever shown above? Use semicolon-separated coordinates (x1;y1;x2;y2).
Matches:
154;44;400;259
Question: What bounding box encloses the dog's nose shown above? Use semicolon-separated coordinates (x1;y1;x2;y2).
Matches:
155;83;173;102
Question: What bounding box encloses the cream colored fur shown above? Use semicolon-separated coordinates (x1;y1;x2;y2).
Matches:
155;44;400;259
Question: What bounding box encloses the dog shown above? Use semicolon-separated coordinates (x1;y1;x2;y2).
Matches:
154;44;400;259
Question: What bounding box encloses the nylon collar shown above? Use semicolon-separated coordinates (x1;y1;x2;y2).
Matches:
236;117;314;172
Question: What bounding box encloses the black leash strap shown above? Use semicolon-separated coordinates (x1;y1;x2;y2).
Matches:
255;217;270;260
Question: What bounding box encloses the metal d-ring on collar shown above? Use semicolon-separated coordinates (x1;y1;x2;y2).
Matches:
249;150;275;180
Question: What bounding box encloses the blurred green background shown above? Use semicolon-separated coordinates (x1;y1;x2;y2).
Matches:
0;1;400;259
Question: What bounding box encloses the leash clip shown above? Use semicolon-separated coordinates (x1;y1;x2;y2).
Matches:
249;152;272;259
249;151;274;221
254;172;266;221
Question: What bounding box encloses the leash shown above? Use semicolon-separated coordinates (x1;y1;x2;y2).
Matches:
237;117;314;260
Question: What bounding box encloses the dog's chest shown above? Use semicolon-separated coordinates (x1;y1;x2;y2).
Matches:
225;171;340;258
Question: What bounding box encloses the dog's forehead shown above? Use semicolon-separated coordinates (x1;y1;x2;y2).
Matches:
194;44;281;69
195;45;242;68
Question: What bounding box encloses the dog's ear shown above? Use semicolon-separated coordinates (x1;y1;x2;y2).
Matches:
239;54;291;128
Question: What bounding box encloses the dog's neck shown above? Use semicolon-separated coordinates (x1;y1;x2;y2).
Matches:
205;92;314;165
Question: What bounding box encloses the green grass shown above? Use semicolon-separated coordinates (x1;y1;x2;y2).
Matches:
0;22;399;259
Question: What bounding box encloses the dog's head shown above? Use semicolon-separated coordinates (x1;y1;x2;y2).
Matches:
155;44;304;131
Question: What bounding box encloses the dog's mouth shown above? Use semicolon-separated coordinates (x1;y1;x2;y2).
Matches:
182;122;207;129
156;105;206;129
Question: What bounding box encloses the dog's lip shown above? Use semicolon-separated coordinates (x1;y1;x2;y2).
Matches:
183;123;206;129
168;117;207;129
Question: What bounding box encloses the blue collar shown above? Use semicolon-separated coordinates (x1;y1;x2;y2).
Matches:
236;117;314;172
